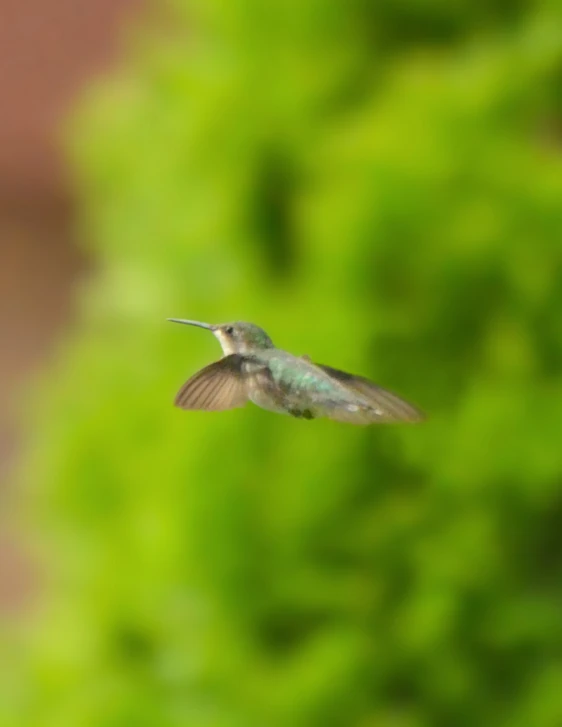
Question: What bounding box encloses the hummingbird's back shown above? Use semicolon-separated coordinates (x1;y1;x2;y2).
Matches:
243;349;364;420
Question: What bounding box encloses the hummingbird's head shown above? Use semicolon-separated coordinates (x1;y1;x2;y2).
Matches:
168;319;274;356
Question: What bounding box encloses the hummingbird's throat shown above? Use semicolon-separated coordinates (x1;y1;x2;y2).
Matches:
214;330;238;356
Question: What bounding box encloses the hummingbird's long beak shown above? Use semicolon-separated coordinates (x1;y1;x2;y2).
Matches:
167;319;216;331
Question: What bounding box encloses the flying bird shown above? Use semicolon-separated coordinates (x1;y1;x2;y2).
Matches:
168;319;425;425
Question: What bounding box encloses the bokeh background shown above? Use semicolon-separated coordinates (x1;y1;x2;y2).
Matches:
2;1;562;725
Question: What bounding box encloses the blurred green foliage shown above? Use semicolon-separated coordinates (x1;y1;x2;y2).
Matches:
3;1;562;726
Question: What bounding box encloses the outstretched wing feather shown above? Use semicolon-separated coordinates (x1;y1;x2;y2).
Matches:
315;363;425;423
175;355;248;411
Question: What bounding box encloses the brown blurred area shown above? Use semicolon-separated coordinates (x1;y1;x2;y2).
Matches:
0;0;143;480
0;0;143;611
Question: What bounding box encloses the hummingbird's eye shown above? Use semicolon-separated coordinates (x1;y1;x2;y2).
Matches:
224;326;234;336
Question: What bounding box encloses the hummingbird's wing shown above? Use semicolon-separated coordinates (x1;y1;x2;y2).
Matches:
314;363;425;424
174;355;248;411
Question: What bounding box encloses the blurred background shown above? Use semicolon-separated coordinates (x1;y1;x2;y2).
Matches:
1;0;562;725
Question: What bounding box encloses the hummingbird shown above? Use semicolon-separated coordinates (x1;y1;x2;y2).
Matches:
168;319;425;425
